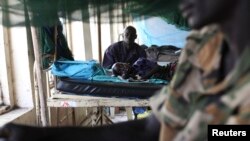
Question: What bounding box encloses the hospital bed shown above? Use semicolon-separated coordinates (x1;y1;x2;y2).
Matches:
46;76;165;126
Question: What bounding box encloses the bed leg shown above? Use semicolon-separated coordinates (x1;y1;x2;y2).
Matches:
125;107;133;120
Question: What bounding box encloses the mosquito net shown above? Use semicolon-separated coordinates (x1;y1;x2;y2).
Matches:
0;0;188;28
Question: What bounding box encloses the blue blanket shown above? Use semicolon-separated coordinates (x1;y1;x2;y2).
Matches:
52;60;168;84
51;60;106;79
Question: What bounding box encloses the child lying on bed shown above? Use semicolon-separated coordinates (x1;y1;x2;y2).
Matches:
111;57;177;81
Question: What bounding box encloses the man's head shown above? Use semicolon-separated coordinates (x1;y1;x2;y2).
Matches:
179;0;237;29
122;26;137;44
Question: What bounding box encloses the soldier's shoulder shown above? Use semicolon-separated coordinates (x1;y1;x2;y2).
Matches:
187;24;220;41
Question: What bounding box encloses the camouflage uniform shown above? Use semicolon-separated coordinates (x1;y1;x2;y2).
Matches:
150;25;250;141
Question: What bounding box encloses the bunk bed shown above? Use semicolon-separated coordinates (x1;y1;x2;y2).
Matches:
46;76;165;125
47;74;166;124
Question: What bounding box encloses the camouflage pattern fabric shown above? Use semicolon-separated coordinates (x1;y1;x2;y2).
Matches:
150;25;250;141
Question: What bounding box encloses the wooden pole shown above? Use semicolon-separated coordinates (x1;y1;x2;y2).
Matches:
97;5;102;63
31;27;48;126
24;0;48;126
121;0;126;28
33;62;41;125
82;9;93;60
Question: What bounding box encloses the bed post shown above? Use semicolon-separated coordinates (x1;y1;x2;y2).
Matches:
31;27;49;126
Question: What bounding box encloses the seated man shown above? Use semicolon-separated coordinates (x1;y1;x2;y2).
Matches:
102;26;146;69
1;0;250;141
103;26;147;117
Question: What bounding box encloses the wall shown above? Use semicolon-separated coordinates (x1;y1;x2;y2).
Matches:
9;27;34;107
0;25;36;126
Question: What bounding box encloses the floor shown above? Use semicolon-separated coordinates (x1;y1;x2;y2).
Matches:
87;107;151;126
111;110;132;123
109;108;152;123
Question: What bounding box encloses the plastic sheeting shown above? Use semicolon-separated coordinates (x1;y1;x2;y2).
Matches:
134;17;190;48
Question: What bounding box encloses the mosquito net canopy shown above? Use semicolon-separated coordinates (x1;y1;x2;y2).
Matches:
0;0;188;28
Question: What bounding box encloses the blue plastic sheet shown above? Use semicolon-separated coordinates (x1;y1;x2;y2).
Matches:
51;60;106;79
134;17;189;48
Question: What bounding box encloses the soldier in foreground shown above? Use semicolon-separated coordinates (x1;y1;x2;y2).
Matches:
1;0;250;140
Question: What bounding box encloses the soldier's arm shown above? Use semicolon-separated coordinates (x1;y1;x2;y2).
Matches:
0;114;160;141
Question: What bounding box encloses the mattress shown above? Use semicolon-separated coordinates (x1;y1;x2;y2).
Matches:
56;78;165;99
